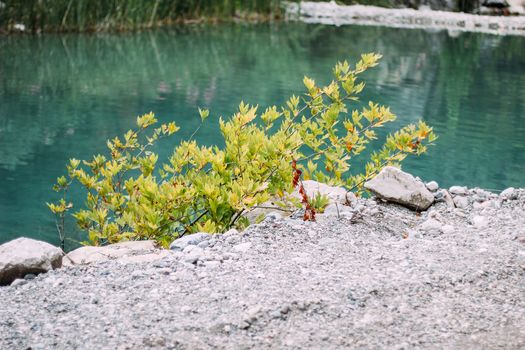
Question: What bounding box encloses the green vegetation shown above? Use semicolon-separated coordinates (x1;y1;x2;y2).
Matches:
48;54;435;249
0;0;284;33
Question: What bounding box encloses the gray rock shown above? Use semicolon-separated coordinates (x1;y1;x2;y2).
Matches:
449;186;468;196
0;237;63;286
170;233;210;251
426;181;439;192
500;187;518;200
364;166;434;210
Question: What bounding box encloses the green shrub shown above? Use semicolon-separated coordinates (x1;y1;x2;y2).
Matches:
48;54;436;248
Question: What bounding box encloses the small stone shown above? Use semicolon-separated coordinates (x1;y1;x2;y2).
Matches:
270;310;283;319
24;273;37;280
471;215;489;229
10;278;28;287
426;181;439;192
265;212;283;221
500;187;518;200
225;236;240;245
453;196;470;210
419;218;442;233
449;186;468;196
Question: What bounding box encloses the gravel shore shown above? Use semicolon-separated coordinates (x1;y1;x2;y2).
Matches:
286;2;525;36
1;188;525;349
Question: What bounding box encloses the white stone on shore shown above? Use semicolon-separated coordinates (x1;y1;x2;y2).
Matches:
0;237;63;285
426;181;439;192
471;215;489;229
364;166;434;211
500;187;518;200
453;196;470;210
65;240;167;266
291;180;351;206
170;233;210;251
449;186;468;196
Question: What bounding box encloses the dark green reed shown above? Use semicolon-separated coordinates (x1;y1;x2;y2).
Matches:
0;0;284;33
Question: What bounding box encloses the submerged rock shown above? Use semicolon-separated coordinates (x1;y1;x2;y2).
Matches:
364;166;434;211
0;237;63;286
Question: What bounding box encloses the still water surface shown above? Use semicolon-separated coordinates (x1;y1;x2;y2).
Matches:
1;23;524;247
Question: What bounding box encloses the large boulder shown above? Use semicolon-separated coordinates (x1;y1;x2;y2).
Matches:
364;166;434;211
0;237;63;285
64;240;168;266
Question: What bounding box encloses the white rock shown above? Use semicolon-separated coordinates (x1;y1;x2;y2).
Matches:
453;196;470;210
170;233;210;251
65;240;159;266
449;186;468;196
364;166;434;210
0;237;63;286
500;187;518;200
291;180;350;205
425;181;439;192
471;215;489;229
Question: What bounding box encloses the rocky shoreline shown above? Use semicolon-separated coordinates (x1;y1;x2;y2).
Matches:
285;2;525;36
1;167;525;349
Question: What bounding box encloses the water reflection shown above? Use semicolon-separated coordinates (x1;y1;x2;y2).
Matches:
0;23;524;245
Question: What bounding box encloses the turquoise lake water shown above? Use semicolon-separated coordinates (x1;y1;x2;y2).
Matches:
1;23;524;248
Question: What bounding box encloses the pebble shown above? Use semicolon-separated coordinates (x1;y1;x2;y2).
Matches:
500;187;518;200
426;181;439;192
449;186;468;196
